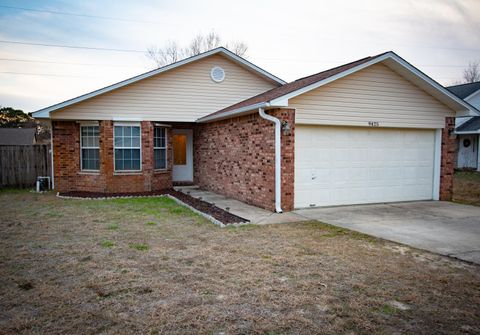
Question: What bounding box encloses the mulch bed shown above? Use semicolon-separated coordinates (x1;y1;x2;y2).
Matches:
57;189;249;225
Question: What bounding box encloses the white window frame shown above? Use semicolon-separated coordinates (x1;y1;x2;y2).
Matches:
154;127;168;171
113;122;142;172
79;123;100;172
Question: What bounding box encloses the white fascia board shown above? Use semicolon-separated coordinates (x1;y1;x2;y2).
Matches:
455;130;480;134
220;50;286;85
197;102;270;123
464;88;480;103
32;47;285;119
269;52;480;116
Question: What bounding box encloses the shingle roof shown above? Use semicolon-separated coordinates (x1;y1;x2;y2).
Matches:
447;81;480;99
198;52;390;121
0;128;36;145
457;116;480;132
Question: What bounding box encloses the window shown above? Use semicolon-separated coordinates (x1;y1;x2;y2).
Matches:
154;127;167;170
114;124;141;171
80;125;99;171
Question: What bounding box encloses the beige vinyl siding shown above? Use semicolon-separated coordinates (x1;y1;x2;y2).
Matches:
51;54;278;121
291;63;455;129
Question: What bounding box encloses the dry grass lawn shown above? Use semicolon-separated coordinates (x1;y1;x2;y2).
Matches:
1;190;479;334
453;171;480;207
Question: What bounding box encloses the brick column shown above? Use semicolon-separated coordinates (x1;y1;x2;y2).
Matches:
440;117;455;201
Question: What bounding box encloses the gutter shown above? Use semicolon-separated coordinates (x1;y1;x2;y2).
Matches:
258;107;283;213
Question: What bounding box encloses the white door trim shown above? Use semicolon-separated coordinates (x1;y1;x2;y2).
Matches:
432;129;442;200
172;129;193;182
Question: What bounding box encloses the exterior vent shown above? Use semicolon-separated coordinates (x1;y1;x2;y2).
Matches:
210;66;225;83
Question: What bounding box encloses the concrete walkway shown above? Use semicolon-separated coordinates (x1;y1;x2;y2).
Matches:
174;186;305;224
295;201;480;264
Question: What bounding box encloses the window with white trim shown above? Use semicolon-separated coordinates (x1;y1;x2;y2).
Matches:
114;124;141;171
80;125;100;171
154;127;167;170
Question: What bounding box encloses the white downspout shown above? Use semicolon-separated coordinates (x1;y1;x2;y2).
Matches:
258;107;282;213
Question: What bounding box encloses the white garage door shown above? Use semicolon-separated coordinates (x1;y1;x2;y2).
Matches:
295;125;435;208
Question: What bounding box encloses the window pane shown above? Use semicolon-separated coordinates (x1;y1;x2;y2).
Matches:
114;137;123;147
82;148;99;170
132;137;140;147
114;148;140;171
154;148;166;169
114;126;122;138
132;126;140;137
124;126;131;137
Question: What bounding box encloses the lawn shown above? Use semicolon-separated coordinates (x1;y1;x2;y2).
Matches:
453;171;480;206
1;191;479;334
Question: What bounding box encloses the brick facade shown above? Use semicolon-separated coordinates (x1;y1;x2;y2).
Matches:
194;108;295;211
440;116;456;201
52;120;172;193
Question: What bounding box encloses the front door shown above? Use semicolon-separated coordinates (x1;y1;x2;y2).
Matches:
172;129;193;182
457;135;478;169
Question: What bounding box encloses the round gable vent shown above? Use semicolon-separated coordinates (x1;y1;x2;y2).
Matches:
210;66;225;83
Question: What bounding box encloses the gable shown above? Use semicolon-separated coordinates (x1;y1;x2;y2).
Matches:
49;54;278;122
291;63;456;128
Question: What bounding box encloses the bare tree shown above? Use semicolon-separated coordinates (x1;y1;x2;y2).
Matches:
146;31;248;68
463;61;480;83
226;41;248;58
146;41;183;68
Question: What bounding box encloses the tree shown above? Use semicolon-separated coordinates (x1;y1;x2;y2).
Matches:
463;61;480;83
146;31;248;68
0;106;35;128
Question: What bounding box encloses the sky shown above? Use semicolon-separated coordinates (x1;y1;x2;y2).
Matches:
1;0;479;113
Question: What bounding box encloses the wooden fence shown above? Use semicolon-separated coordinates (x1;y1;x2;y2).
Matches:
0;145;51;188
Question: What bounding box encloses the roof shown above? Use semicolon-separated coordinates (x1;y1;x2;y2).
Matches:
32;47;286;119
198;51;480;122
0;128;36;145
447;81;480;99
456;116;480;133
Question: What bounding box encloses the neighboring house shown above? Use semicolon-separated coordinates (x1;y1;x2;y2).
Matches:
447;81;480;171
33;48;478;212
0;128;37;145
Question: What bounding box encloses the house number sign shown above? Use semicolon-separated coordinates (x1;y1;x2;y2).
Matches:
368;121;380;127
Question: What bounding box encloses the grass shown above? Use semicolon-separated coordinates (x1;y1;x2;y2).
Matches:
129;243;149;251
100;240;114;248
0;191;479;334
453;170;480;206
145;221;157;226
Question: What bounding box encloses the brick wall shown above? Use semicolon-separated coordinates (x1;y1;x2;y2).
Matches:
440;116;456;201
52;120;172;193
194;108;295;211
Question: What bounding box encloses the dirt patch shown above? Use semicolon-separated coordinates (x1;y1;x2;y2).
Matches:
1;191;479;334
453;171;480;206
58;189;248;225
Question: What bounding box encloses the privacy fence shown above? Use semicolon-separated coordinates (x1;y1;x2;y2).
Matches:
0;145;51;188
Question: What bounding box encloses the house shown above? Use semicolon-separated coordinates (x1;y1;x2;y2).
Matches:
0;128;37;145
33;47;478;212
447;81;480;171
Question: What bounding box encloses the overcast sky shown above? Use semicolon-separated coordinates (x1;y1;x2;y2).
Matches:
1;0;479;113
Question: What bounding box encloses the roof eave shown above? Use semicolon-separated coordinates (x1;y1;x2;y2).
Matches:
32;47;285;119
265;51;479;116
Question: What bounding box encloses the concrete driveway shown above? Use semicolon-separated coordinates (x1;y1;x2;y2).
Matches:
295;201;480;264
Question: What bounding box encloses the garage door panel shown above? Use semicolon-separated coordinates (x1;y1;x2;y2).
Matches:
295;126;435;208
